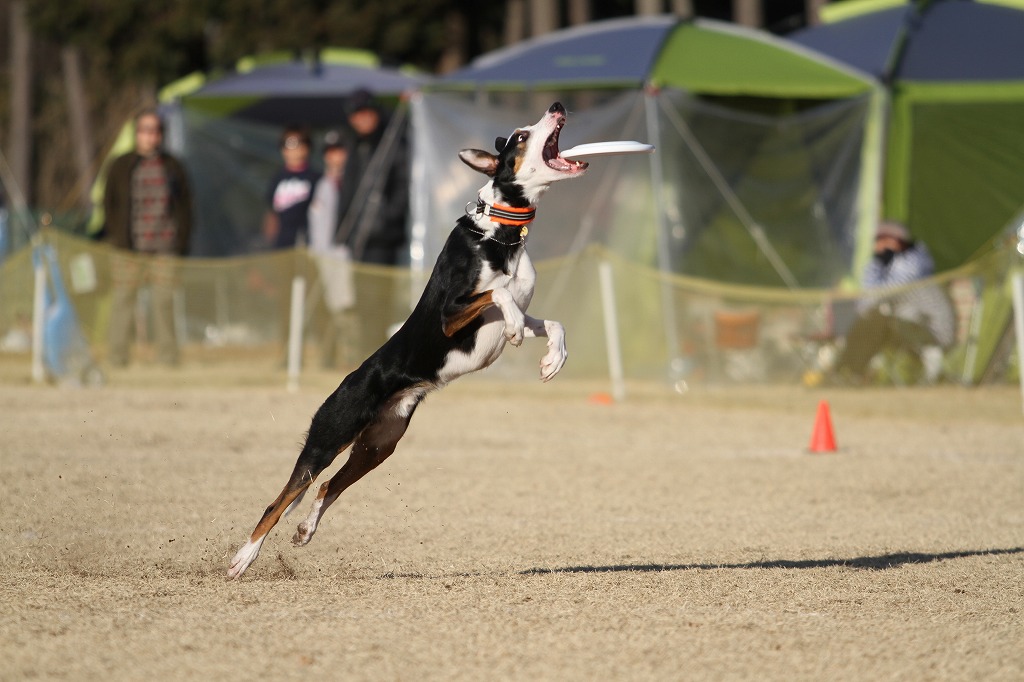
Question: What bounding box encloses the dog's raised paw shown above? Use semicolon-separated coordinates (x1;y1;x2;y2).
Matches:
505;323;525;346
540;351;566;381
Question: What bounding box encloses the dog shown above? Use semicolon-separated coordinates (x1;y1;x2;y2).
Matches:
228;102;588;579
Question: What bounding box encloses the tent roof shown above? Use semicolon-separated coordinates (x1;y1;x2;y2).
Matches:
651;20;874;97
187;60;423;99
439;15;874;97
167;49;425;126
790;0;1024;82
441;15;675;90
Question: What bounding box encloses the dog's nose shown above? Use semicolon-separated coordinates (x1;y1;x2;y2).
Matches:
548;102;565;115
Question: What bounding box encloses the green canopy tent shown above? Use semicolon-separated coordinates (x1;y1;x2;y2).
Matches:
411;15;881;380
791;0;1024;272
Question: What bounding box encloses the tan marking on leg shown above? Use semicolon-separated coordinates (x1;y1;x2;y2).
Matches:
250;486;311;541
443;290;495;337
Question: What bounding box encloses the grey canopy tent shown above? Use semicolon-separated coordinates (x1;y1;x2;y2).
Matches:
159;50;425;257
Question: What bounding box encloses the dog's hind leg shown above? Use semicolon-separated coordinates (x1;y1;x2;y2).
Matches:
293;398;418;547
227;441;350;579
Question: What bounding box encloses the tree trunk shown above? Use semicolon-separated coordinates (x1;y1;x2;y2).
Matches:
8;0;33;203
637;1;693;18
672;0;694;17
636;0;663;15
504;0;526;45
61;46;95;210
805;0;827;26
529;0;558;37
733;0;763;28
568;0;590;25
435;11;468;74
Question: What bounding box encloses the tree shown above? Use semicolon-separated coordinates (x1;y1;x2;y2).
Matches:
6;1;32;202
7;0;786;214
61;46;94;210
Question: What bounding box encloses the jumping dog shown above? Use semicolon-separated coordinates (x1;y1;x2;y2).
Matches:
228;102;589;579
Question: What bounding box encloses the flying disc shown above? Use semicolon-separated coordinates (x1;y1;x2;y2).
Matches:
560;141;655;158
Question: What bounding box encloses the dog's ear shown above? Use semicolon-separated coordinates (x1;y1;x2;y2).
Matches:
458;149;499;177
494;136;508;151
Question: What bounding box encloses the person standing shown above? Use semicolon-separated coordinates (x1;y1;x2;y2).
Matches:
103;108;193;367
264;125;320;357
336;89;409;265
264;125;319;250
335;89;410;349
308;130;355;368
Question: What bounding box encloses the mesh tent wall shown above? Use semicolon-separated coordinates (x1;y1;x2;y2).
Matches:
123;50;424;257
412;16;881;288
790;0;1024;272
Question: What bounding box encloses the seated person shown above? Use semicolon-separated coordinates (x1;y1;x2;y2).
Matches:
832;221;955;383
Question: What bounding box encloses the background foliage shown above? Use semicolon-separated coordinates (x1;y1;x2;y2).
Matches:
2;0;807;213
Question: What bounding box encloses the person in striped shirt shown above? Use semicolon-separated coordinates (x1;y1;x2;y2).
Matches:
103;109;193;367
833;221;955;383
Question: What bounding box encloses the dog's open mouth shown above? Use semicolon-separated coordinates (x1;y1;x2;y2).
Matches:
543;119;588;173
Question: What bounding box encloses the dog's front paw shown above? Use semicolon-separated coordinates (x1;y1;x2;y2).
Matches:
539;349;567;381
539;322;567;382
504;316;525;346
227;538;263;579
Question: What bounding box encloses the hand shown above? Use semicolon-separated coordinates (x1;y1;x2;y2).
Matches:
262;212;279;244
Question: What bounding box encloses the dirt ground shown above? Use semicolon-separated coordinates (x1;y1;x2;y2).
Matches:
1;361;1023;681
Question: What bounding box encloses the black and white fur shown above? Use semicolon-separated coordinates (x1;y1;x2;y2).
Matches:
228;102;588;579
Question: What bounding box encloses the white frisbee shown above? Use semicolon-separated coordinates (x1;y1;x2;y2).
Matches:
560;141;655;158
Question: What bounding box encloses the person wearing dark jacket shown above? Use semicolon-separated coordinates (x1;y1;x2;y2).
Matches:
335;89;409;266
103;109;194;367
334;89;410;350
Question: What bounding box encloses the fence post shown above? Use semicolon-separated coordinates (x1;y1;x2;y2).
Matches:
1010;269;1024;416
286;275;306;392
31;247;46;383
598;260;626;402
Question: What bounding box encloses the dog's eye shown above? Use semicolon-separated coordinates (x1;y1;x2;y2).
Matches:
516;132;528;144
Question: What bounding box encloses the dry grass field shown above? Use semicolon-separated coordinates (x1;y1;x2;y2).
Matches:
1;360;1023;680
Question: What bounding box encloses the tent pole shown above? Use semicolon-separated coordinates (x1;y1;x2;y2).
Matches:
850;86;887;283
286;273;306;393
598;259;626;402
1011;269;1024;416
644;90;684;381
408;92;429;302
657;96;798;289
31;244;46;383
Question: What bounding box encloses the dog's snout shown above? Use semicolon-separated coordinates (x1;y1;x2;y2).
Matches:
548;102;565;115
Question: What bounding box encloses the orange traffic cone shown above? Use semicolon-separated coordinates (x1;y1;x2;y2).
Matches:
808;400;837;453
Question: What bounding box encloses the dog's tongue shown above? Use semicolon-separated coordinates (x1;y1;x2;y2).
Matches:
548;156;583;171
